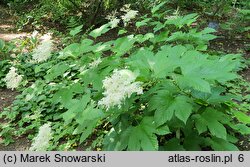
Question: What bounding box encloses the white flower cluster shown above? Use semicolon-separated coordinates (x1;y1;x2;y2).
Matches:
89;58;102;69
4;67;22;90
109;18;121;28
106;4;138;28
32;33;53;63
106;10;121;28
98;69;143;110
30;123;53;151
121;4;138;26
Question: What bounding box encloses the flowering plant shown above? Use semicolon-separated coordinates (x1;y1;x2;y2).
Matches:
30;123;53;151
4;67;23;90
1;2;249;151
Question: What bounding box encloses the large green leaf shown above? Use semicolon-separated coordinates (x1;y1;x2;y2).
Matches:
52;83;84;105
103;127;132;151
112;35;136;56
79;120;98;144
155;124;171;135
59;39;94;59
173;96;193;123
183;133;203;151
72;102;104;144
164;138;185;151
230;124;250;135
61;94;91;124
79;70;103;91
0;39;5;50
176;75;211;93
76;104;103;124
166;28;216;46
128;117;159;151
179;51;238;83
194;115;207;134
45;62;70;81
150;89;193;125
150;30;169;43
205;137;239;151
59;43;82;59
152;45;186;78
151;1;167;14
62;99;82;124
233;111;250;124
195;108;227;140
150;90;175;126
70;25;83;36
127;48;155;78
89;24;110;39
136;18;152;28
149;81;194;125
165;13;198;29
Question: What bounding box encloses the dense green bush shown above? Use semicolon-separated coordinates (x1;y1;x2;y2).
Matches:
1;2;249;151
8;0;150;29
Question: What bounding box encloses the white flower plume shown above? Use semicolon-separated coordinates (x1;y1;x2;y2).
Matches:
29;123;53;151
109;18;120;28
98;69;143;110
121;10;138;26
4;67;22;90
107;4;138;27
106;10;120;28
120;4;138;26
32;33;53;63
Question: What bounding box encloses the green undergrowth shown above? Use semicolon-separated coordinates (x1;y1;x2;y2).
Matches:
0;2;250;150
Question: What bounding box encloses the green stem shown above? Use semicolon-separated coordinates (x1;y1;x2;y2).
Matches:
176;128;180;139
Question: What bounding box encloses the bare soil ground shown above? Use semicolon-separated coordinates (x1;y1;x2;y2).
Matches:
0;5;28;41
0;89;18;112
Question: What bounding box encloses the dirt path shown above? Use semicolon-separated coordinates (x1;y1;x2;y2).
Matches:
0;5;28;41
